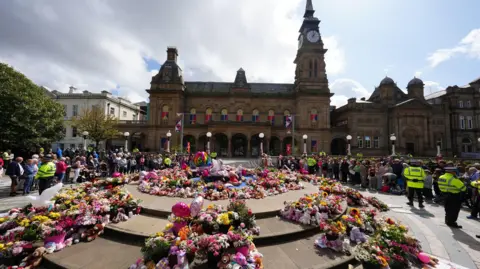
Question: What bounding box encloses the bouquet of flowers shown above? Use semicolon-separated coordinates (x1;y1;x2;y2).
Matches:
365;197;389;212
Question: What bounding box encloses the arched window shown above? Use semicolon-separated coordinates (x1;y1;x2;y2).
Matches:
161;105;169;121
189;108;196;124
221;109;228;121
310;109;318;122
205;108;212;123
252;109;259;122
236;109;243;122
462;137;472;152
268;110;275;124
283;110;291;126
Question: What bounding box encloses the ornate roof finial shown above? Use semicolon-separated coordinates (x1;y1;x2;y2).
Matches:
304;0;315;18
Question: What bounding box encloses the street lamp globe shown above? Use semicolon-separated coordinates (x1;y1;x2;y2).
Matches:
82;131;89;136
346;135;352;140
302;134;308;140
390;135;396;141
206;132;212;138
166;131;172;137
259;133;264;138
124;132;130;137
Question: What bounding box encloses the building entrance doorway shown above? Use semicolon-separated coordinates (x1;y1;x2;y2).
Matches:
232;133;247;157
406;143;415;155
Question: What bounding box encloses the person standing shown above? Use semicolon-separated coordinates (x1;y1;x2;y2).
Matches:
23;159;35;195
423;169;434;202
403;160;426;208
55;157;68;183
438;166;466;228
35;155;56;195
5;157;23;196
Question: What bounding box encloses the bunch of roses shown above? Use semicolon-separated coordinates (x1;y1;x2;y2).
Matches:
0;180;140;267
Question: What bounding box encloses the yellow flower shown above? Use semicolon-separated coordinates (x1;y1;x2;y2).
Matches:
32;215;51;223
18;219;30;227
0;243;5;250
207;204;214;210
155;232;164;237
164;223;174;230
320;201;328;206
6;242;13;247
217;213;230;225
0;217;6;223
48;212;61;220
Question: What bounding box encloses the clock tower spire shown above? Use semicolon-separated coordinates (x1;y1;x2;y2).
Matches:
294;0;329;94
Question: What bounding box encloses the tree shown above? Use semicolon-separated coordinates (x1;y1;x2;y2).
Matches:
70;106;119;149
0;63;64;152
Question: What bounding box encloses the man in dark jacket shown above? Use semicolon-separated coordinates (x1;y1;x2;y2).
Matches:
6;157;23;196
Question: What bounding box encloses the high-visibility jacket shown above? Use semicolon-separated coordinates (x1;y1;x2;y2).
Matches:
210;152;217;158
403;166;425;189
35;161;56;179
471;180;480;190
307;158;317;167
164;158;172;166
438;173;466;194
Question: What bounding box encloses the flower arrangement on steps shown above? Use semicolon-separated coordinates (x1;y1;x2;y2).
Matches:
137;166;305;200
0;177;141;269
130;198;263;269
279;180;436;268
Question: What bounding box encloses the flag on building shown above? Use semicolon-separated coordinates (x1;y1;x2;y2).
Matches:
286;144;292;155
161;111;168;120
285;115;292;128
268;114;274;123
189;114;196;124
175;119;182;132
205;114;212;122
236;114;243;121
310;113;318;122
252;114;259;122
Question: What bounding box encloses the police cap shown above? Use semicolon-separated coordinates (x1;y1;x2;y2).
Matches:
444;166;457;172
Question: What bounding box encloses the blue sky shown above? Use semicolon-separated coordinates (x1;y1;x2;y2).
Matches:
1;0;479;106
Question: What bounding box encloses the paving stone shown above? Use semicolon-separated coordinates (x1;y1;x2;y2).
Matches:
108;214;169;236
44;238;141;269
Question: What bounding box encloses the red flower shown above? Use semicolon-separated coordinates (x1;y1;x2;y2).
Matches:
248;209;252;216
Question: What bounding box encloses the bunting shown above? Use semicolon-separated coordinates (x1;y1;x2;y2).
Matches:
285;115;292;128
175;119;182;132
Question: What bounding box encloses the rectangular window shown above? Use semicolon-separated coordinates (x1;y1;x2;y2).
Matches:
365;136;371;148
63;105;67;116
110;107;115;115
72;105;78;116
221;114;228;121
466;101;471;108
357;136;363;148
460;116;465;129
123;111;127;117
373;136;379;148
59;143;64;150
72;127;78;137
467;116;473;129
189;114;196;124
459;100;464;108
252;115;259;122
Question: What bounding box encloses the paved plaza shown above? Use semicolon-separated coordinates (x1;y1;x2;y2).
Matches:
2;172;480;268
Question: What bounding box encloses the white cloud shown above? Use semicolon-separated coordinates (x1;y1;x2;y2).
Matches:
0;0;347;103
329;78;371;107
427;28;480;67
423;81;445;95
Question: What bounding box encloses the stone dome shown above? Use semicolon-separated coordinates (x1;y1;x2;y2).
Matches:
407;77;424;87
379;76;395;86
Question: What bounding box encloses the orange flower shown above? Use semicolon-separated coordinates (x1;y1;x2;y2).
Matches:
178;226;191;240
350;208;360;216
386;218;395;225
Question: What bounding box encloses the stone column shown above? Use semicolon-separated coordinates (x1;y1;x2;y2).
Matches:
265;138;270;155
247;138;251;157
228;138;232;158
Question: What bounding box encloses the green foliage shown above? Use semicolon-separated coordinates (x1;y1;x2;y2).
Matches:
0;63;64;151
70;106;119;147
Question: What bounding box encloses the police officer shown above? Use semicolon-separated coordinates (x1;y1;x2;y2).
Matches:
438;166;466;228
403;159;426;208
36;154;56;195
307;156;317;174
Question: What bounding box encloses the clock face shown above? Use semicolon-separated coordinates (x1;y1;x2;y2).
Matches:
298;35;304;49
306;30;320;43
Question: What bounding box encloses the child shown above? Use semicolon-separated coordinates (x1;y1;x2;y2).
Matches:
423;169;434;202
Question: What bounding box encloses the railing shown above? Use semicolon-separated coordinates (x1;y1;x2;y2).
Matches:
185;120;274;126
117;120;147;125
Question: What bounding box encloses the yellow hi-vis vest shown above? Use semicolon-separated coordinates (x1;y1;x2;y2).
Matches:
438;173;466;194
35;161;56;179
403;166;425;189
471;180;480;190
307;158;317;167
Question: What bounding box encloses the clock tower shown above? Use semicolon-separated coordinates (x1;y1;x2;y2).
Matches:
294;0;329;94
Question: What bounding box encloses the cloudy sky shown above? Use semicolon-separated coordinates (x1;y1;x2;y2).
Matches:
1;0;479;107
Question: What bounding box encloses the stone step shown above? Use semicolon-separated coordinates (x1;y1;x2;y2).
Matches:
103;214;322;247
43;234;355;269
42;238;141;269
126;181;320;219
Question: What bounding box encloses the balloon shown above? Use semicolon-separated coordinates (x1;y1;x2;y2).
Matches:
173;221;187;234
139;171;148;180
145;172;158;180
417;252;430;264
112;172;121;178
190;196;204;217
172;202;191;218
193;151;212;167
28;183;63;208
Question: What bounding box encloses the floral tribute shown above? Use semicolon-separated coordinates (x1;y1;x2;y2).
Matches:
137;166;304;201
0;177;141;268
129;197;263;269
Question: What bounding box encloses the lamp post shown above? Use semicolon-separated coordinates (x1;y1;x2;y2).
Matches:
259;133;265;155
166;130;172;152
124;132;130;152
346;135;352;156
82;131;89;151
302;134;308;155
206;132;212;154
390;134;396;156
